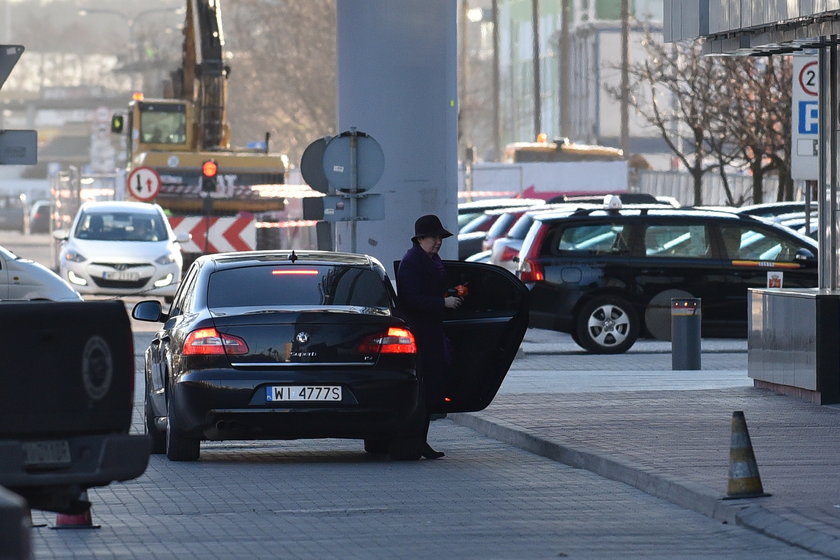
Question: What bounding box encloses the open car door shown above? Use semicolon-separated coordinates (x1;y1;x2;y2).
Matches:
435;261;529;413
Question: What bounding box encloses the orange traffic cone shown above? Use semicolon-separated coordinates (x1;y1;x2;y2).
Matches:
724;411;770;499
51;490;101;530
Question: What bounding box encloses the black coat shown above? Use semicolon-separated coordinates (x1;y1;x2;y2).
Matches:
397;242;452;403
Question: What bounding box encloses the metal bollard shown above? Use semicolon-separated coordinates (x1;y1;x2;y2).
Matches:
671;298;701;370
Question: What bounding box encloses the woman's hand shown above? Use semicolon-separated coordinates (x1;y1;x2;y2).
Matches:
444;296;462;309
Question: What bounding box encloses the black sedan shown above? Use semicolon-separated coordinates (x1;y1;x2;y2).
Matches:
132;250;528;461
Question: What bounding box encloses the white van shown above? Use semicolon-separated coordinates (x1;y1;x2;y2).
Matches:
0;244;82;301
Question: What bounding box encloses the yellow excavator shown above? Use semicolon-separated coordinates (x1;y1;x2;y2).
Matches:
112;0;288;264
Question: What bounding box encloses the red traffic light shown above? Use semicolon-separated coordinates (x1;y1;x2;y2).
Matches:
201;160;218;178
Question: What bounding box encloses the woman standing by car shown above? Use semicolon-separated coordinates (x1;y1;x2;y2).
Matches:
397;214;462;459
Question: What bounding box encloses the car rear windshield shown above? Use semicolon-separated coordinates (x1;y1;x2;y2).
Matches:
207;265;391;308
507;214;535;240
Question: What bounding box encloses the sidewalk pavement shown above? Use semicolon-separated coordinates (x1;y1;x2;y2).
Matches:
452;331;840;559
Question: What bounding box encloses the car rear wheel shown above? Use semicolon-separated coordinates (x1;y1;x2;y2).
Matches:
575;296;639;354
145;396;165;455
166;397;200;461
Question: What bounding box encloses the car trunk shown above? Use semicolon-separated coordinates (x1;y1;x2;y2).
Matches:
210;308;404;366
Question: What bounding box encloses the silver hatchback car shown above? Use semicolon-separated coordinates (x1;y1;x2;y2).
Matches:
55;201;189;300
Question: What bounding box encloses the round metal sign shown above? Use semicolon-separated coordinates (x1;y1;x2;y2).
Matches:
300;137;331;193
322;131;384;192
127;166;161;202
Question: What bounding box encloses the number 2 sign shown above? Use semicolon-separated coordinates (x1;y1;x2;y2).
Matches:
792;56;819;181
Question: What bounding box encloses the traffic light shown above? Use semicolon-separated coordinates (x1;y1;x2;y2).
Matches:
201;159;218;192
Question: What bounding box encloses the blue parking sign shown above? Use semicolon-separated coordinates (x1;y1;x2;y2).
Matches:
798;100;819;134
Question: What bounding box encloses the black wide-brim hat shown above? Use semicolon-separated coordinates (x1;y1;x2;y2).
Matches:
413;214;453;241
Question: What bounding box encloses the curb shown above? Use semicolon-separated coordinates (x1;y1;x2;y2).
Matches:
451;412;840;559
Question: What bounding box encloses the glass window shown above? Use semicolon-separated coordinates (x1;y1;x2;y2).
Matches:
75;211;167;242
720;225;804;262
643;224;708;258
139;102;187;145
208;265;391;308
555;223;630;255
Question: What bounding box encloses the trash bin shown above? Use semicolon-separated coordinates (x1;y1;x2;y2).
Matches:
671;298;701;370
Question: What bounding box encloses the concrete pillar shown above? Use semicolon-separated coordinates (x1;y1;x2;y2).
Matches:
335;0;459;266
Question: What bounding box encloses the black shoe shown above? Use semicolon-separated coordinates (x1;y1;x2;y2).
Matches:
422;443;444;459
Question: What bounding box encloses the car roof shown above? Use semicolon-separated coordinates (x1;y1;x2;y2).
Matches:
532;206;818;246
532;206;748;222
458;198;545;212
79;200;163;214
197;250;383;271
483;203;549;216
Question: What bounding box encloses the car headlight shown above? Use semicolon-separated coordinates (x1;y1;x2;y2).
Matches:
64;250;86;263
155;253;177;265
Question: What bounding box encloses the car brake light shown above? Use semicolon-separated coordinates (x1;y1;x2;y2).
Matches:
183;327;249;355
272;269;319;275
519;258;544;283
358;327;417;354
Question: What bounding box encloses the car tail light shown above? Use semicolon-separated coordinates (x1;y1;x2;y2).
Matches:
499;244;519;262
358;327;417;354
183;327;249;355
517;223;548;282
518;258;544;282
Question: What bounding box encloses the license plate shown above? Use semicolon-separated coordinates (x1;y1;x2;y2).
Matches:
103;270;140;281
22;440;71;466
266;386;342;402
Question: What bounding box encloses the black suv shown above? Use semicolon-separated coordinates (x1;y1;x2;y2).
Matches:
517;206;818;353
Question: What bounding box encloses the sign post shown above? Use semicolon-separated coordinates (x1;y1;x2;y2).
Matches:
301;130;385;253
792;55;819;181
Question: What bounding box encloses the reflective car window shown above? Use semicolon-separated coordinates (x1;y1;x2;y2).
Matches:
75;211;167;242
555;223;630;255
643;224;708;258
207;266;390;308
720;225;804;262
507;214;534;240
172;264;200;315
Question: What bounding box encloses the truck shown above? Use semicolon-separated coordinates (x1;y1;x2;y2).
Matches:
111;0;290;268
0;301;149;515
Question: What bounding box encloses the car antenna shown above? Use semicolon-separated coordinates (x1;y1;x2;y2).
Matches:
289;250;298;263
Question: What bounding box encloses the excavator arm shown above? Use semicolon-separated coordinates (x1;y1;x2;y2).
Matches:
175;0;230;150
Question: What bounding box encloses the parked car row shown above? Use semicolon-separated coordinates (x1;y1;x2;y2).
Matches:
458;196;821;354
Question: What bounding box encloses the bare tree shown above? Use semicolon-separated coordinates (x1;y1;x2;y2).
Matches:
719;56;792;204
609;34;794;206
607;38;721;205
225;0;336;167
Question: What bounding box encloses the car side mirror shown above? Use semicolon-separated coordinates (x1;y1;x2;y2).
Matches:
794;247;816;262
132;300;165;322
52;229;68;241
175;232;192;243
